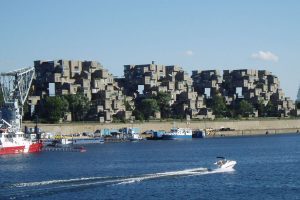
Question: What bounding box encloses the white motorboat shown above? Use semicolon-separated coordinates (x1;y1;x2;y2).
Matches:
214;157;237;169
128;128;143;141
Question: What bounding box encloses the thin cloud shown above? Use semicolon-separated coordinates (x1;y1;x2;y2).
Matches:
251;51;279;62
184;50;194;56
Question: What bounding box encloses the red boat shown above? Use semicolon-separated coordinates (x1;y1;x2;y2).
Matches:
0;128;43;155
0;67;43;155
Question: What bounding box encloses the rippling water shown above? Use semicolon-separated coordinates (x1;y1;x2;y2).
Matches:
1;133;300;200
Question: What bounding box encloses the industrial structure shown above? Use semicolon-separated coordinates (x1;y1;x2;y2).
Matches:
0;67;35;129
0;67;43;155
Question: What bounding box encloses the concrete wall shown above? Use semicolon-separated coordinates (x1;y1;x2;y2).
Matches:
24;119;300;135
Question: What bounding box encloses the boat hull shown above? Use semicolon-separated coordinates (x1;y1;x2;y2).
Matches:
72;138;104;144
0;142;43;155
147;136;163;140
62;138;104;145
162;135;192;140
220;160;237;169
162;128;192;140
0;146;25;155
28;142;43;153
192;130;206;138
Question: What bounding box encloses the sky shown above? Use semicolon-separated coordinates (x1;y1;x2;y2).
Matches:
1;0;300;99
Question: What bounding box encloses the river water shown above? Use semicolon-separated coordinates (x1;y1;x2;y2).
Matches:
1;133;300;200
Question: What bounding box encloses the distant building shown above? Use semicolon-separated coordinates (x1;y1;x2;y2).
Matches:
121;62;214;119
192;69;295;117
29;60;132;122
28;59;295;121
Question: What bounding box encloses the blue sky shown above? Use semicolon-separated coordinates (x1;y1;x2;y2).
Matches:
1;0;300;99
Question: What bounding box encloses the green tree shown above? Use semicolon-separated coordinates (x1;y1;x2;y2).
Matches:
296;101;300;109
140;98;159;120
133;109;144;121
256;99;266;117
265;101;278;117
64;93;90;121
124;100;133;111
238;100;254;117
43;96;69;123
22;101;31;120
112;113;126;123
155;92;171;119
211;95;228;118
171;101;185;119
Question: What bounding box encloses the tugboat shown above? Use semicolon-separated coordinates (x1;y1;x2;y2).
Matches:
0;67;43;155
0;120;42;155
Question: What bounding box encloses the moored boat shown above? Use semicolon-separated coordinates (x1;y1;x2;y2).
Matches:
162;128;192;140
146;130;165;140
128;128;143;141
0;122;43;155
192;129;206;138
1;67;43;155
60;136;104;145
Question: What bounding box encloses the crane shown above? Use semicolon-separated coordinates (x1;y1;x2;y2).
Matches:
0;67;35;130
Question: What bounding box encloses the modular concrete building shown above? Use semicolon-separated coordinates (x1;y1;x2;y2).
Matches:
122;62;214;119
29;60;133;122
27;59;295;122
192;69;295;117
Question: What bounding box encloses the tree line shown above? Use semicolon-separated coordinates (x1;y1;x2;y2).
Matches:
131;92;284;120
1;89;300;123
206;95;280;118
25;92;90;123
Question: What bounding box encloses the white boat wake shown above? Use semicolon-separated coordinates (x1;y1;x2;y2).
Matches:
116;167;234;185
9;167;234;188
0;167;235;199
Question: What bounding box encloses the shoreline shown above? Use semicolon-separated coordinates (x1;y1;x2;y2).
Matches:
23;118;300;137
208;128;300;137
